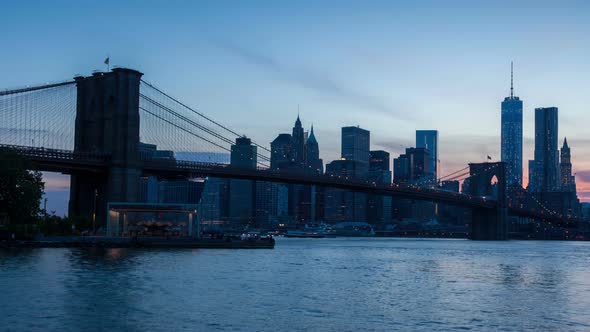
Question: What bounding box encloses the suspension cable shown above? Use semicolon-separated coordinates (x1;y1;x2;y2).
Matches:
140;79;272;154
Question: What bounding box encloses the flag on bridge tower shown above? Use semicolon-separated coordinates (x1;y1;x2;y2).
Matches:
104;57;110;71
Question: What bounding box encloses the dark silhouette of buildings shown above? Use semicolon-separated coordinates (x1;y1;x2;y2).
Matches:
393;147;431;183
291;115;305;168
229;137;257;227
560;138;576;193
324;126;371;222
305;125;323;174
416;130;438;180
528;107;559;192
367;150;392;225
325;159;368;222
267;116;324;225
522;108;581;217
341;126;370;168
270;133;292;171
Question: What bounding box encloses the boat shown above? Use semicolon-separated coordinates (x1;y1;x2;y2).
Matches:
330;222;375;237
284;230;325;238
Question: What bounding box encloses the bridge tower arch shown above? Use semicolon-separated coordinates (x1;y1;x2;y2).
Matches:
467;162;508;240
68;68;143;228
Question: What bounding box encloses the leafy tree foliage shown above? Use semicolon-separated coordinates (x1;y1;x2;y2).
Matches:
0;148;44;224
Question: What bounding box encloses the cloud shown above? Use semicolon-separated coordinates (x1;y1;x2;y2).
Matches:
373;137;414;156
212;39;413;121
42;172;70;190
575;170;590;183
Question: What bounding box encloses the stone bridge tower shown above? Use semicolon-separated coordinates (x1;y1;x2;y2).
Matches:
467;162;508;240
68;68;143;226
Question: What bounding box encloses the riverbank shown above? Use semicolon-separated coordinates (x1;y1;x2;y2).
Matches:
0;236;275;249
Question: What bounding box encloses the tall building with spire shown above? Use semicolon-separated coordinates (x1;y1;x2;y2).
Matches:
560;138;576;193
305;125;323;174
291;115;305;168
501;62;523;187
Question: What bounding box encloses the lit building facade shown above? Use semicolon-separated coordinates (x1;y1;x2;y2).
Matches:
501;64;523;187
415;130;438;180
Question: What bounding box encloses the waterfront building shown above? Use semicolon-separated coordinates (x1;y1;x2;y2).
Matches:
323;126;371;223
229;137;257;228
269;117;324;225
324;159;368;222
255;181;289;227
138;143;205;205
416;130;438;180
367;150;392;225
393;147;434;222
501;63;523;187
528;107;559;192
199;177;230;226
158;179;204;204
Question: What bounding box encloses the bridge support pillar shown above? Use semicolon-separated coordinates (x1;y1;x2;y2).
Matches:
467;162;508;240
469;207;508;240
69;68;143;230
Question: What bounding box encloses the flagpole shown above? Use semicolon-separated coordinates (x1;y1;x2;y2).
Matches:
105;55;110;72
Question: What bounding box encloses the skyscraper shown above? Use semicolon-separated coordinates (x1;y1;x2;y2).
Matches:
230;136;257;168
270;133;292;170
305;125;323;174
291;115;305;168
367;150;392;224
528;107;559;192
560;138;576;193
324;126;370;222
415;130;438;180
393;147;430;183
229;137;257;227
501;62;523;187
341;126;370;164
368;150;391;183
324;159;367;222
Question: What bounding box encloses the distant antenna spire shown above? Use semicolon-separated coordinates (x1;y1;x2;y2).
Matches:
510;61;514;98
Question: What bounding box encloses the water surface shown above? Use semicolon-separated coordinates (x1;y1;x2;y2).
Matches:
2;238;590;331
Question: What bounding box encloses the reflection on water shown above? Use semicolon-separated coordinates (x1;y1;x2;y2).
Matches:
2;239;590;331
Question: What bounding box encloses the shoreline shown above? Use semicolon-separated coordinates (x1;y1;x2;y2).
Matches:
0;237;275;249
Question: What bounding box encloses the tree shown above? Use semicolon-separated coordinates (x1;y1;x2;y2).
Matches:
0;148;44;225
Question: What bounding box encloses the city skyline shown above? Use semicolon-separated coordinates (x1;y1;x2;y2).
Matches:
2;1;590;214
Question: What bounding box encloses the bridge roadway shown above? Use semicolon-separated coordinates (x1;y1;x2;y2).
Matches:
143;159;496;210
1;144;578;225
3;144;495;209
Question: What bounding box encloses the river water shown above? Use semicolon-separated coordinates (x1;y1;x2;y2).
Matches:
2;238;590;331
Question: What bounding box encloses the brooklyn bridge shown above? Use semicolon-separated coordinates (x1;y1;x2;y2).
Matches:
0;68;578;240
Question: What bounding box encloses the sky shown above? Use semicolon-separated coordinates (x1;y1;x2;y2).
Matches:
1;0;589;215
